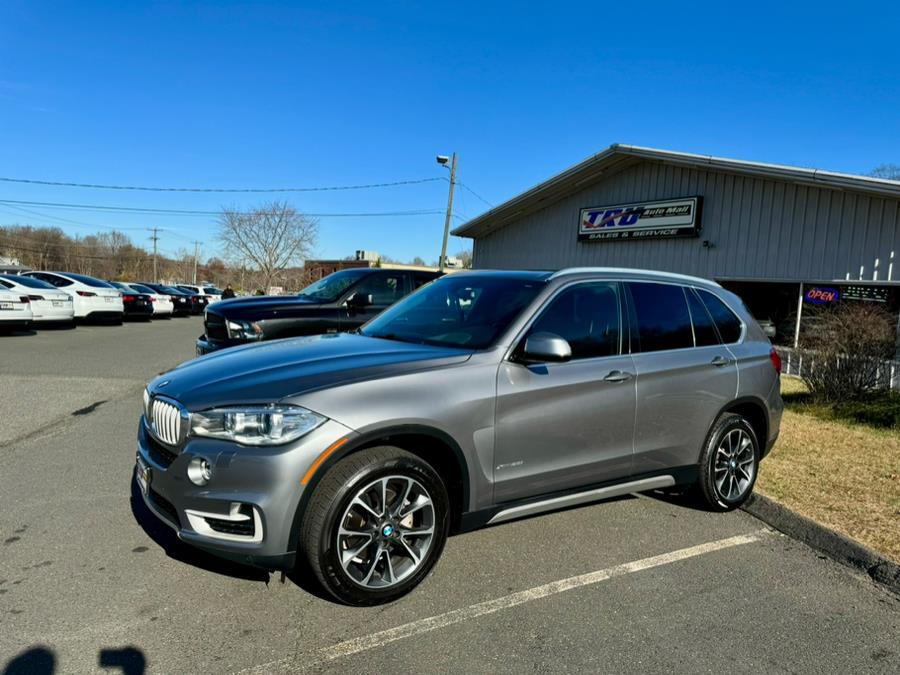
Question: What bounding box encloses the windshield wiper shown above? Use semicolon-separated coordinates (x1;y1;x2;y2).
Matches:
365;332;425;345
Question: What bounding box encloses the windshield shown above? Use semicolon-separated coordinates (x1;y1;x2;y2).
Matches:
0;274;55;290
361;274;545;349
297;269;370;302
64;273;115;288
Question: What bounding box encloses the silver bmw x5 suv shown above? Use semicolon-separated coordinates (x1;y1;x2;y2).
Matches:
136;268;782;605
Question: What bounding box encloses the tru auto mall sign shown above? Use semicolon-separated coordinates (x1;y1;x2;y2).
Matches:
579;197;702;242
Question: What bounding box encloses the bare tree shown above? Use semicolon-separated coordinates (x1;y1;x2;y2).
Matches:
799;303;896;400
869;164;900;180
218;202;318;291
454;248;473;269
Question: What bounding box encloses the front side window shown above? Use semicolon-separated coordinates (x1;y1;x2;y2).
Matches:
361;274;544;349
33;273;72;287
524;282;620;360
697;289;743;343
353;273;405;305
413;273;438;289
628;282;694;353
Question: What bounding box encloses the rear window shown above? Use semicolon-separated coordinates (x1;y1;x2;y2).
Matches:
130;284;155;294
697;289;743;343
63;273;115;288
1;275;55;290
628;282;694;353
203;287;221;294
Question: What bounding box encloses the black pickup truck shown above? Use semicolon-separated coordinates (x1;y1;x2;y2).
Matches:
196;268;441;355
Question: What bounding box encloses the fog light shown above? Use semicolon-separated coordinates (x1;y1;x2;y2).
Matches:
188;457;213;486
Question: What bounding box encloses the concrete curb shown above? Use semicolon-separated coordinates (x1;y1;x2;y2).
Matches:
742;492;900;597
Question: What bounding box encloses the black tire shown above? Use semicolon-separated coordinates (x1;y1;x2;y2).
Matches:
696;413;760;511
300;446;450;605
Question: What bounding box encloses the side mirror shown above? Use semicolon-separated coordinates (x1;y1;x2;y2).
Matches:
347;292;373;308
520;332;572;363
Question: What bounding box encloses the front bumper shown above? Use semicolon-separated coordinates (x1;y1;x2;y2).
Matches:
135;416;354;570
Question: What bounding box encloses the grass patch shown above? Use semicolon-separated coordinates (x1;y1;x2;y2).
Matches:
757;376;900;563
780;376;900;429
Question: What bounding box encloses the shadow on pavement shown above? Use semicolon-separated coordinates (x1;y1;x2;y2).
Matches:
641;487;712;512
3;645;148;675
3;646;56;674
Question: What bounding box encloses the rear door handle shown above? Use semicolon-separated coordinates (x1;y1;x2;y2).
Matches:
710;355;731;367
603;370;633;383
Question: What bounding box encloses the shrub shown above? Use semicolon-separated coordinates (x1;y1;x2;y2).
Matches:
798;302;896;401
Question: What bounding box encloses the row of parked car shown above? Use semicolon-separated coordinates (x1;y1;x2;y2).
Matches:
0;270;224;330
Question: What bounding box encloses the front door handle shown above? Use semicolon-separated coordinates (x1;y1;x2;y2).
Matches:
710;355;731;367
603;370;633;383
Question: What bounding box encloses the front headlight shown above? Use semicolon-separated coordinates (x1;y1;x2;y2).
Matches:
142;388;150;418
227;319;263;341
190;405;326;446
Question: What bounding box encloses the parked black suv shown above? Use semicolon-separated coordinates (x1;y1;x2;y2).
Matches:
196;268;441;355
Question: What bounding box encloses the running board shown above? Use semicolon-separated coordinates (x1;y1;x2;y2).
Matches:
487;475;676;525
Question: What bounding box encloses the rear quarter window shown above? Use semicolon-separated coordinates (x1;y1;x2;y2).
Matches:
697;289;743;343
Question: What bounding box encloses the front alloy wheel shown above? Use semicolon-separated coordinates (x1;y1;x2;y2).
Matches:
337;475;436;589
301;446;449;605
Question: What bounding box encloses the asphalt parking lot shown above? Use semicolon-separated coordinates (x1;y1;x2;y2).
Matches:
2;318;899;674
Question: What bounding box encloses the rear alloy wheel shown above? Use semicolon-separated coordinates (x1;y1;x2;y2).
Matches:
301;447;449;605
697;413;759;511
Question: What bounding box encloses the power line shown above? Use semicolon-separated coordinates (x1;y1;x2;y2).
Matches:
456;181;494;208
0;199;443;218
0;176;444;193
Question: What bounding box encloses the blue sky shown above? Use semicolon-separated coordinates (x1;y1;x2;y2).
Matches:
1;1;899;263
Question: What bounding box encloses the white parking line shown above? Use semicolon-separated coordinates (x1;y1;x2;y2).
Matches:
238;530;769;673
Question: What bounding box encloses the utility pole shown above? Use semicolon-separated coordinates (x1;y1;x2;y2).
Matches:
439;152;458;272
192;241;200;285
150;227;159;282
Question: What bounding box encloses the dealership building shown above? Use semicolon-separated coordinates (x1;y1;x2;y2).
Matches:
452;144;900;355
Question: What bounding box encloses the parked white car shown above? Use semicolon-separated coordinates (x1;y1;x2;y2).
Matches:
176;284;220;302
123;282;175;317
0;274;75;324
22;271;124;322
0;287;33;331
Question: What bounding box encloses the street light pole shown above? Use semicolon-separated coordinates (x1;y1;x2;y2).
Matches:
439;152;458;272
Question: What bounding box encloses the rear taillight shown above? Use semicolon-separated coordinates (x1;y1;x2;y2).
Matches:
123;295;135;302
769;348;782;375
149;296;156;302
76;291;96;297
27;294;44;301
20;295;30;303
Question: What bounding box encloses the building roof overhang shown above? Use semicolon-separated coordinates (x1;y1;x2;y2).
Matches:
452;144;900;239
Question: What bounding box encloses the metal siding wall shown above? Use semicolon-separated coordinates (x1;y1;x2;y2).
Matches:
471;160;900;282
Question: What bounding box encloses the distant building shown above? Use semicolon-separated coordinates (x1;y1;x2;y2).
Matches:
304;251;439;282
0;256;30;274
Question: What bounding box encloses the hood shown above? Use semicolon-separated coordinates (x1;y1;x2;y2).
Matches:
149;333;472;410
206;294;320;315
